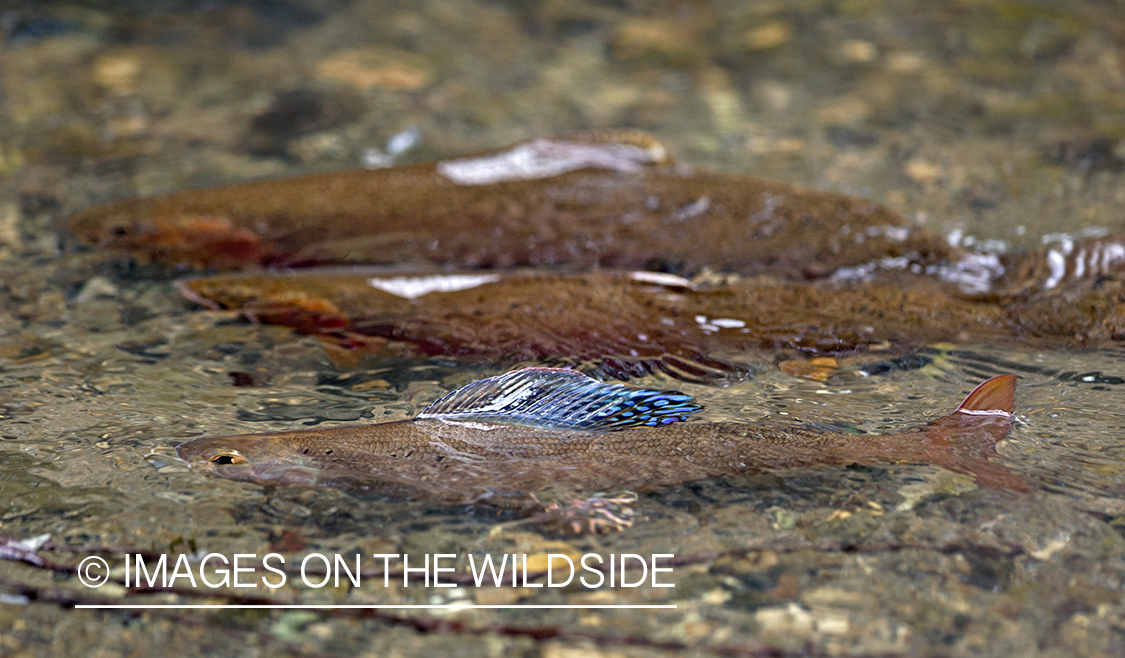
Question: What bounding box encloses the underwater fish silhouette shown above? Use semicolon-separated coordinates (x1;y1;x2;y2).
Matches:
69;130;954;276
177;266;1125;382
176;368;1025;531
74;130;1125;383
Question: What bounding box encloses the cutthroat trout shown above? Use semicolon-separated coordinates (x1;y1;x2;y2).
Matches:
176;368;1027;525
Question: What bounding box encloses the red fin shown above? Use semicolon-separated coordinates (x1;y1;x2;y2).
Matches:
917;375;1027;491
956;374;1016;414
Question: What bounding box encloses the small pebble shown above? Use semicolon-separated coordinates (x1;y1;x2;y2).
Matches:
74;276;119;303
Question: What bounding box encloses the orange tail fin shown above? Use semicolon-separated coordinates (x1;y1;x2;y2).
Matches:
915;374;1028;490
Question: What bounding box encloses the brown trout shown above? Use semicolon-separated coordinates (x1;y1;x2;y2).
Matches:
176;368;1027;520
70;130;955;277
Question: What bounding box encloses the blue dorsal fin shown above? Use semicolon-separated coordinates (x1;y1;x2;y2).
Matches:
418;367;702;431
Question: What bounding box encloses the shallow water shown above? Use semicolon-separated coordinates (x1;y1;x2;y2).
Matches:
2;1;1125;656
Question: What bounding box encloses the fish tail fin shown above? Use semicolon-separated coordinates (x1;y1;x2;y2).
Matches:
911;374;1029;490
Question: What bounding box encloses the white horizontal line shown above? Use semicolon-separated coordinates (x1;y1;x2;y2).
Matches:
75;604;677;610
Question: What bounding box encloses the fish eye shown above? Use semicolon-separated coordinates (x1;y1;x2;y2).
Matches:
209;452;247;465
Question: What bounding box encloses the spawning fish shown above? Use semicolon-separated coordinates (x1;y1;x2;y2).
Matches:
177;266;1125;383
69;130;955;276
176;368;1026;530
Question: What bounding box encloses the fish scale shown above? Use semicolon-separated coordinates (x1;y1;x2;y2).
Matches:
177;369;1028;513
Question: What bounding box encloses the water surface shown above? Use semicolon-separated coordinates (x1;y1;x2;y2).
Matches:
2;1;1125;656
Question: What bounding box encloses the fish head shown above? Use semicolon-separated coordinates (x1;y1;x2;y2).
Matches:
69;199;267;269
68;199;141;250
175;433;320;486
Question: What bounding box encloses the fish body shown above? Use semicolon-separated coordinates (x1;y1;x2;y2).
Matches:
176;369;1026;509
177;267;1125;383
74;130;1125;367
70;131;953;277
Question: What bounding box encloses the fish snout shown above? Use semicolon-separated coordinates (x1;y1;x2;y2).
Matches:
69;201;143;249
175;440;249;471
175;435;319;485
